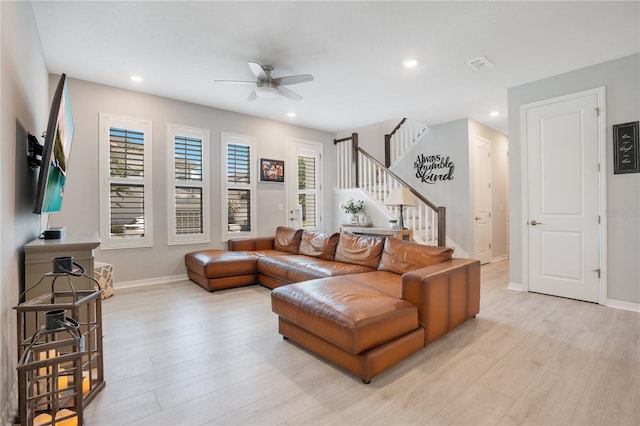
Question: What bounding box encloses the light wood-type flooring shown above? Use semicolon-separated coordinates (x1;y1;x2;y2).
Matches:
85;260;640;425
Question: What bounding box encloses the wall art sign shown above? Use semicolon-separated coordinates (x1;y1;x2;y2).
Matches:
414;154;455;184
613;121;639;174
259;158;285;183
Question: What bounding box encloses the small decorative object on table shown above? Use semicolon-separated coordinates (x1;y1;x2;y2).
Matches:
339;198;365;225
389;219;399;229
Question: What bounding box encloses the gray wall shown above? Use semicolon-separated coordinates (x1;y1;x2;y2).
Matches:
508;54;640;304
0;1;50;422
392;118;472;254
47;77;335;284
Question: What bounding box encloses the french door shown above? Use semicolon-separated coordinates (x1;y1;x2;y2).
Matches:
287;139;323;231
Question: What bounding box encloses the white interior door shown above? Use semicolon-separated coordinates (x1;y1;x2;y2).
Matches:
473;137;492;264
523;90;602;303
287;139;323;231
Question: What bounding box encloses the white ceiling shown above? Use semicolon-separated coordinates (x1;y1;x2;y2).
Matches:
31;1;639;135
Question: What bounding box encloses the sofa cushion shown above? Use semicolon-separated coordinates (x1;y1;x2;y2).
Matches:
338;271;403;299
271;277;419;354
334;232;385;269
273;226;303;254
298;230;340;260
258;254;374;283
377;237;454;275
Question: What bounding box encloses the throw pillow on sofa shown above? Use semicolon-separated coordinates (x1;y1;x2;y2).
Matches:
274;226;303;254
377;237;454;275
334;232;385;269
298;230;340;260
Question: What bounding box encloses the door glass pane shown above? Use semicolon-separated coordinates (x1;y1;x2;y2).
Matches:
298;156;316;190
298;194;316;228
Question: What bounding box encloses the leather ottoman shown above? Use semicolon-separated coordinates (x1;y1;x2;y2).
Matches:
185;250;259;291
271;277;424;383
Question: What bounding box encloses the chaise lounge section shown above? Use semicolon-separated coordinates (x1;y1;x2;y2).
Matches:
185;227;480;383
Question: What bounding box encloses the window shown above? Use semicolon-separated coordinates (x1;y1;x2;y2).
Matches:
99;114;153;249
221;133;256;241
167;124;210;245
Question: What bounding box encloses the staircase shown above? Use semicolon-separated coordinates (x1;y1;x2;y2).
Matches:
385;118;429;167
335;129;445;247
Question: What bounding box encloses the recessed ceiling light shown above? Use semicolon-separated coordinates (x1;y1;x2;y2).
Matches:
402;58;418;68
287;112;296;118
130;75;144;82
490;111;500;117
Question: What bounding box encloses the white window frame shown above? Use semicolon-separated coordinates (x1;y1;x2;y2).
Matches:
99;113;153;249
221;132;257;242
167;124;210;245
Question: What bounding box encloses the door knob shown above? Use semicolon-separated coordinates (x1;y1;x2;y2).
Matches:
530;220;542;226
475;217;481;221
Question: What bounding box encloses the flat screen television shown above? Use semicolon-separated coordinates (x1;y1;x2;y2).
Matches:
33;74;74;214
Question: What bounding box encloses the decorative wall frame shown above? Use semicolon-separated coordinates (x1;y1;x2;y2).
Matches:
259;158;285;183
613;121;639;174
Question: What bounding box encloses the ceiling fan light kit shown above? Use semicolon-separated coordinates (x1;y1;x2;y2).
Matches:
255;85;278;98
216;61;314;102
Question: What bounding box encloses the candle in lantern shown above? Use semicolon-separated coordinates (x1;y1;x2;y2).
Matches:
82;375;90;394
33;409;78;426
38;349;57;377
54;409;78;426
57;373;68;390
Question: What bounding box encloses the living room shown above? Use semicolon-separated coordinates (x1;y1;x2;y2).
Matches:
2;1;639;425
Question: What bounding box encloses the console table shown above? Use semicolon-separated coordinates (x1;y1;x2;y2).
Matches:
340;225;413;241
23;232;101;300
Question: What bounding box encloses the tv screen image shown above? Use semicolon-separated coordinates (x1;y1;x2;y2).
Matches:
34;74;74;214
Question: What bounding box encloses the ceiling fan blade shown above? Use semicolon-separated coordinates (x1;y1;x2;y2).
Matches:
248;61;268;80
246;90;258;102
214;80;256;85
277;86;302;101
273;74;314;86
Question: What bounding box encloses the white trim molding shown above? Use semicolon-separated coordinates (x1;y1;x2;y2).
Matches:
507;282;524;292
115;273;188;290
606;299;640;313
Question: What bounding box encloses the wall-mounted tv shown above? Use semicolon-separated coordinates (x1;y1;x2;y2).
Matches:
33;74;74;214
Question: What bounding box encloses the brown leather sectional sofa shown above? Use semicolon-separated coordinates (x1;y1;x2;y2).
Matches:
185;227;480;383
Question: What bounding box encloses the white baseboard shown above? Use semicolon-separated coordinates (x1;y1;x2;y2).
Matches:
507;282;523;291
115;273;188;290
606;298;640;313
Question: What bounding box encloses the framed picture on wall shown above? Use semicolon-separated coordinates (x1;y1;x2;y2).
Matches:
259;158;285;183
613;121;639;174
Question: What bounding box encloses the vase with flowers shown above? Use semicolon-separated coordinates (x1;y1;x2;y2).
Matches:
339;198;365;225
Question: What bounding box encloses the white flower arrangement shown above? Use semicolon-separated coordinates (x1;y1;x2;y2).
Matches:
339;198;364;215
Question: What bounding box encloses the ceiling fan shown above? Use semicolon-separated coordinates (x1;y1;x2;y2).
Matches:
215;61;314;101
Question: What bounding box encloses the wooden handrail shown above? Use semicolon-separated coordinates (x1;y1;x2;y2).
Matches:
334;135;353;144
384;118;407;167
388;117;407;138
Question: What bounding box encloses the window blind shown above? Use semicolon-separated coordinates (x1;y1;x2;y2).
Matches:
110;127;144;178
174;136;203;182
227;144;250;184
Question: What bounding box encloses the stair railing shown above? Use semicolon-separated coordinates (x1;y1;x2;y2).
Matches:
335;132;445;246
384;118;429;167
357;147;445;247
334;133;358;189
